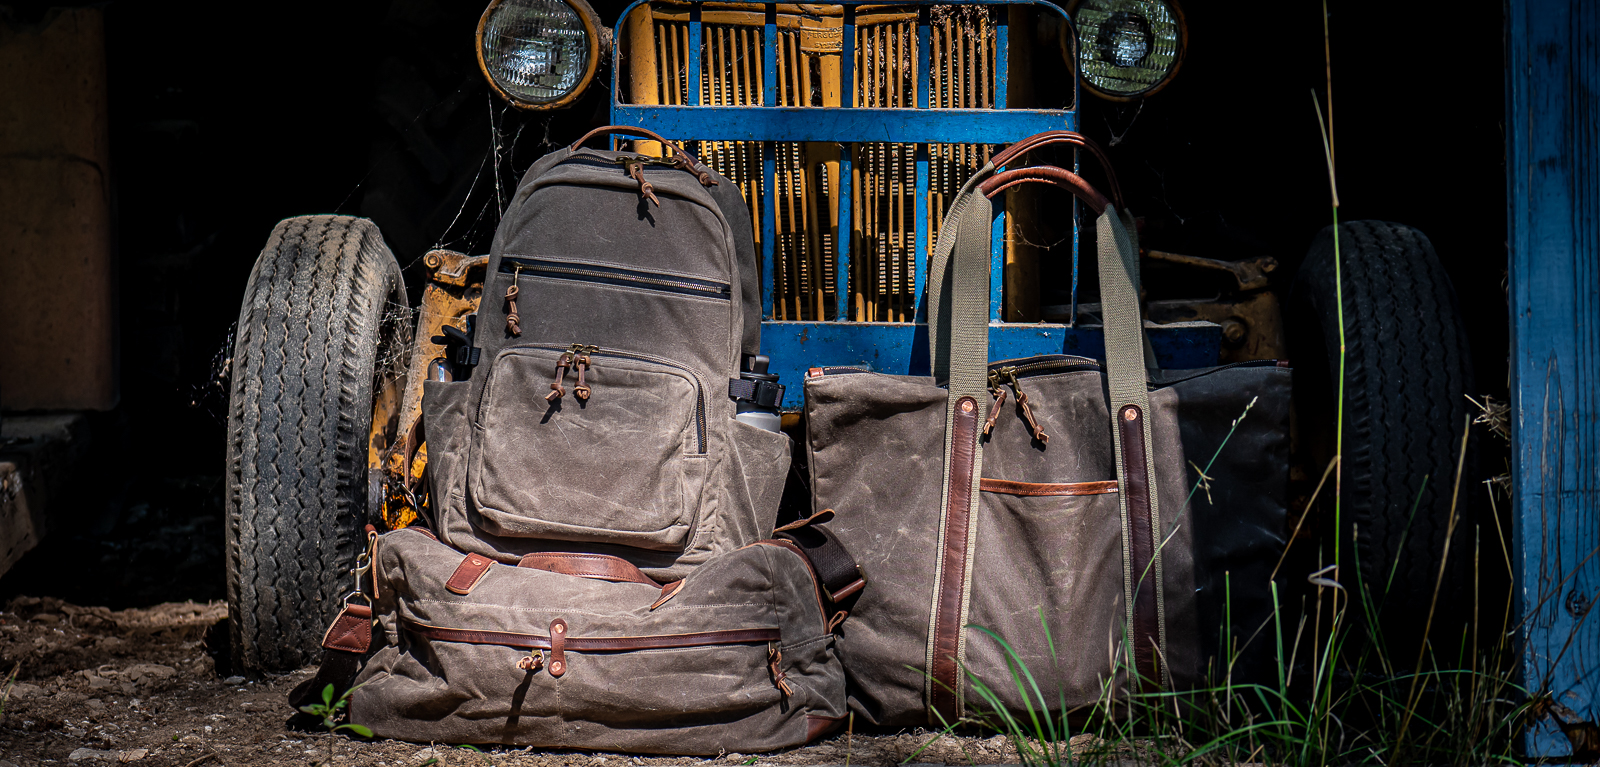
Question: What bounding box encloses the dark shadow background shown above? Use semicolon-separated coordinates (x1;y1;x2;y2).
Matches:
0;0;1505;607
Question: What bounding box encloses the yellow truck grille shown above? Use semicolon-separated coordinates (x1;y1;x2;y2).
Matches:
632;4;1001;321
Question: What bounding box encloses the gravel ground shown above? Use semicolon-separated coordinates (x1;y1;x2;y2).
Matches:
0;596;1033;766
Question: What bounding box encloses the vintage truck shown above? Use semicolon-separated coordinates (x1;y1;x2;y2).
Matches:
223;0;1474;673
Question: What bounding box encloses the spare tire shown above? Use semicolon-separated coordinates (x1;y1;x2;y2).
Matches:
1288;220;1475;657
225;215;411;673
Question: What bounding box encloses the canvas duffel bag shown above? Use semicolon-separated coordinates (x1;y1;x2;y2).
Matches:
803;133;1290;727
295;524;851;753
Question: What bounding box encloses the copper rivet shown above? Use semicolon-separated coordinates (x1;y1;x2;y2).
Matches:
1123;408;1138;421
552;662;563;672
960;400;975;413
555;624;565;634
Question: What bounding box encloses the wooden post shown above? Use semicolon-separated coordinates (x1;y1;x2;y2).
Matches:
1507;0;1600;756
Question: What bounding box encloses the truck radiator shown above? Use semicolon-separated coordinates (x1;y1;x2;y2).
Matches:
636;4;998;321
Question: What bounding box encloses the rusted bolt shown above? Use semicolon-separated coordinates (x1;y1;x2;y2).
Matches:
1261;258;1278;272
425;254;440;269
1222;319;1248;345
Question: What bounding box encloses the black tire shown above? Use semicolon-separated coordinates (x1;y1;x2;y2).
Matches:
225;215;411;673
1288;220;1475;656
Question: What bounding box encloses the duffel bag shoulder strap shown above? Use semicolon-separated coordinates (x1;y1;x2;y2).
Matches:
1096;207;1170;691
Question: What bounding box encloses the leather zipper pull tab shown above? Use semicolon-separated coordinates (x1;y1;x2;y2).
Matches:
622;157;660;206
671;152;717;187
505;265;523;337
983;370;1007;437
573;348;593;401
545;351;573;403
1005;369;1050;445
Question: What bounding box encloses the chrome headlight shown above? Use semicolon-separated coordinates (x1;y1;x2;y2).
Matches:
477;0;601;110
1070;0;1186;100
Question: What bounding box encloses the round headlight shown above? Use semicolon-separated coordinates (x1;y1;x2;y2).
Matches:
1069;0;1185;100
477;0;601;110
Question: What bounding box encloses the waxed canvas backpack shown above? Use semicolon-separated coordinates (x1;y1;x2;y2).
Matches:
289;127;858;754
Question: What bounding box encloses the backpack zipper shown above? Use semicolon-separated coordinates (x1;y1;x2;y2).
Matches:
501;256;731;301
485;344;707;454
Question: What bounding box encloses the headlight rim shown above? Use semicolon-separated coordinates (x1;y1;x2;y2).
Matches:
476;0;603;112
1067;0;1187;102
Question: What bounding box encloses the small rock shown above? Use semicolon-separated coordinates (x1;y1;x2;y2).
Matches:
117;749;149;763
68;748;114;762
87;676;114;689
85;698;105;710
8;682;43;698
1;759;21;767
125;664;176;682
222;676;245;685
30;613;61;624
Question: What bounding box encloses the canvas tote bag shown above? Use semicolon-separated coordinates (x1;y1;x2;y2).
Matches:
803;135;1290;727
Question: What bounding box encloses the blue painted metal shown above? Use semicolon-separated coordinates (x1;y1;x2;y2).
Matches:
610;0;1219;402
990;196;1005;322
764;322;1222;409
1507;0;1600;757
760;141;777;318
607;105;1079;144
687;5;701;106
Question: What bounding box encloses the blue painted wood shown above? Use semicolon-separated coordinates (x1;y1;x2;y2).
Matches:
1507;0;1600;757
608;105;1078;144
762;322;1222;409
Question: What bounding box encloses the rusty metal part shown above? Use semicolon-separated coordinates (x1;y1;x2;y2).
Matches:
1145;290;1286;364
376;249;487;530
1144;250;1278;292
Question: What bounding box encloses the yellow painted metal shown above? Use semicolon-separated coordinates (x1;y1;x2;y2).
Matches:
374;250;487;530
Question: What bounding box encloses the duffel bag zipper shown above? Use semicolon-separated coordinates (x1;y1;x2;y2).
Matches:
500;256;732;301
487;343;708;454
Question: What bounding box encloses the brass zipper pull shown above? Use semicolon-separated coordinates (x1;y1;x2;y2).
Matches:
1005;369;1050;445
620;156;660;206
573;344;597;401
505;265;523;337
545;348;575;403
984;370;1007;437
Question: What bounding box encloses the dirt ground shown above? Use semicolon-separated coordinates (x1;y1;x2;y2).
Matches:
0;596;1029;767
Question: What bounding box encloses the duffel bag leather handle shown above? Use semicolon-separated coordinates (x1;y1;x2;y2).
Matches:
924;142;1171;699
978;165;1110;214
989;130;1123;210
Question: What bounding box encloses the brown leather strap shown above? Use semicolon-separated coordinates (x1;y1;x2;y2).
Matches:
978;166;1110;214
570;124;684;154
320;603;372;653
989;130;1124;209
405;619;780;652
517;552;660;587
548;618;568;677
930;396;981;724
1117;404;1162;692
754;539;830;621
445;553;495;595
978;478;1119;497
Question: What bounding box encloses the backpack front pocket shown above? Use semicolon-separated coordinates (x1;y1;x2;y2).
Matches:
470;345;706;550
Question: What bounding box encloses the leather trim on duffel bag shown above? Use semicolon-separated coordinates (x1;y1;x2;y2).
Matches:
929;396;981;724
1117;404;1162;692
978;478;1118;497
